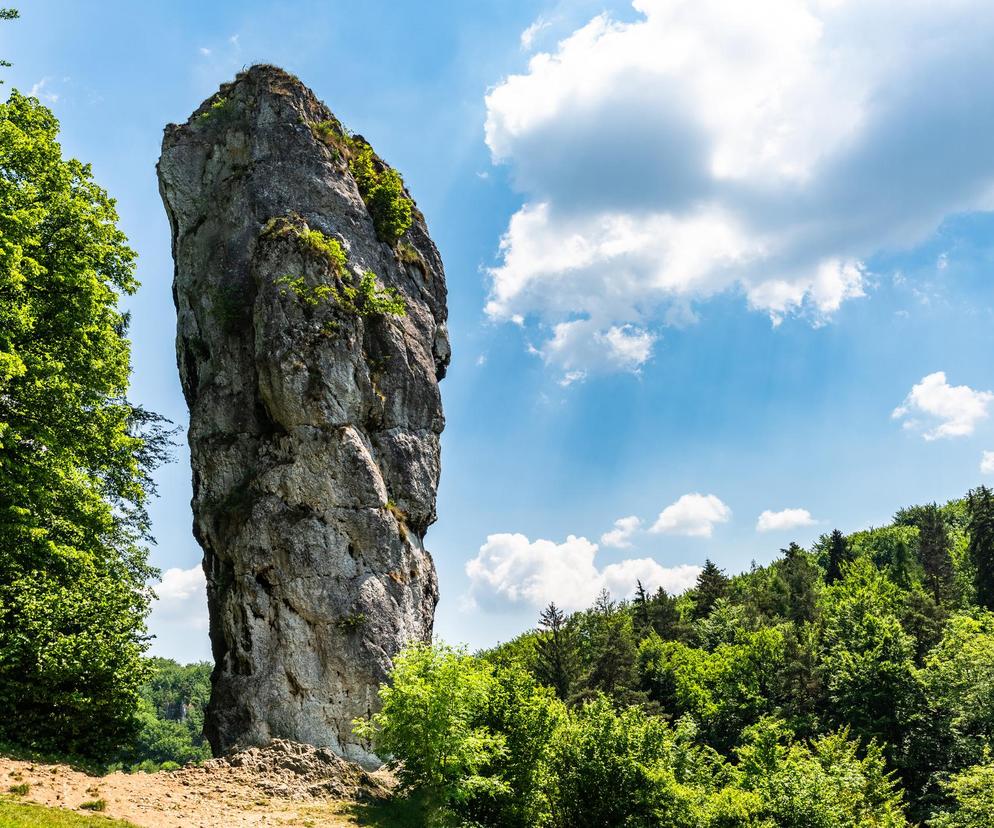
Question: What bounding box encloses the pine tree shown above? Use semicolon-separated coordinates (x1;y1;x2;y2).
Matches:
775;543;820;625
584;593;636;699
967;486;994;610
534;602;578;700
917;503;954;603
648;586;680;640
633;580;652;638
825;529;851;585
692;559;728;619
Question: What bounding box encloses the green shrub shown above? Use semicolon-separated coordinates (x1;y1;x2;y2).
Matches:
346;139;413;245
78;800;106;812
195;96;234;124
8;783;29;795
353;642;506;814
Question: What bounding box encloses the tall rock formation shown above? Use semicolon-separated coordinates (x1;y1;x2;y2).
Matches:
157;65;448;763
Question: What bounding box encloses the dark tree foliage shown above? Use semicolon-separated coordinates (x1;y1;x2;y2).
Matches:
692;559;728;619
967;486;994;610
918;504;955;603
581;590;638;703
534;602;578;701
825;528;851;585
768;542;821;625
644;584;681;640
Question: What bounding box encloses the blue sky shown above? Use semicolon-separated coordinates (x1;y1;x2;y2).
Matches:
9;1;994;660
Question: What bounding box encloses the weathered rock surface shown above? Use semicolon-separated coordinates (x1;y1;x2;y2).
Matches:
157;65;448;764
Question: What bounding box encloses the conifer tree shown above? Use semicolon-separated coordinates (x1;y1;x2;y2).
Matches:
534;602;578;701
648;585;680;640
917;503;954;603
825;529;851;585
633;580;652;637
692;559;728;619
967;486;994;610
584;592;636;699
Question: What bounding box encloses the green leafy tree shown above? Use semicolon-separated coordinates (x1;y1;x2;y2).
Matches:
929;761;994;828
0;90;171;758
920;613;994;775
545;696;712;828
353;643;506;814
459;663;564;827
534;602;579;701
735;717;909;826
967;487;994;610
821;560;923;770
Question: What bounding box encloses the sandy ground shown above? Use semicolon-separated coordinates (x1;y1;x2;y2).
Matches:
0;743;389;827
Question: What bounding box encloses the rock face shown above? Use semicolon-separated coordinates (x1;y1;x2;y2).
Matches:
157;65;448;764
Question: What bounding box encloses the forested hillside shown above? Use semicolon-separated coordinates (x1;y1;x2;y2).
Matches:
358;488;994;826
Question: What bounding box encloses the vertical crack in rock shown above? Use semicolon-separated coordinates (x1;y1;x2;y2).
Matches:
157;65;448;764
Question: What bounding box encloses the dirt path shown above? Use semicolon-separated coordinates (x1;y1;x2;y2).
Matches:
0;741;391;827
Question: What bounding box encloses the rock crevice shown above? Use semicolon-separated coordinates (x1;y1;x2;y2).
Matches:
158;65;448;763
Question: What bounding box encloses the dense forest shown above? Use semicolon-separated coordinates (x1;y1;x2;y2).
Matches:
356;491;994;826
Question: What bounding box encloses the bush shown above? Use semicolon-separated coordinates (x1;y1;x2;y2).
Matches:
346;139;413;245
354;643;505;811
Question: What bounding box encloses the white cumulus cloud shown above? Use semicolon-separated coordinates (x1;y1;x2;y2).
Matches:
892;371;994;440
756;508;817;533
149;565;208;631
601;515;642;548
484;0;994;377
465;533;700;611
650;493;731;537
982;451;994;475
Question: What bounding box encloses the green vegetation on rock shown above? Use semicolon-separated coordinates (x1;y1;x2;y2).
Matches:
266;218;406;318
309;119;414;245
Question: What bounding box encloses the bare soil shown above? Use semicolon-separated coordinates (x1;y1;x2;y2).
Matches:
0;740;393;827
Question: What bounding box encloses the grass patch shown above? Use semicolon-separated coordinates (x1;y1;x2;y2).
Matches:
0;799;137;826
397;242;425;275
343;792;438;827
79;800;106;812
7;783;28;796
